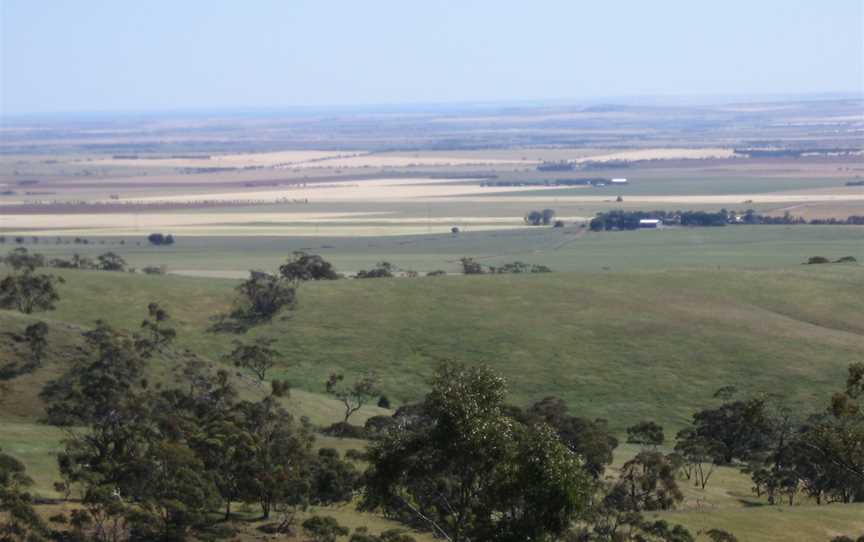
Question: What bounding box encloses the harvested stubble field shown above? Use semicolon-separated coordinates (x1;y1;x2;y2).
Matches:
2;146;862;243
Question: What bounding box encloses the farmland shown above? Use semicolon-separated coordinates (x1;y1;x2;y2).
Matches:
0;225;861;278
2;100;863;243
1;98;863;541
4;0;864;538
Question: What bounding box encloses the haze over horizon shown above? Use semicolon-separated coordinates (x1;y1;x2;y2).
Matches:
2;0;863;116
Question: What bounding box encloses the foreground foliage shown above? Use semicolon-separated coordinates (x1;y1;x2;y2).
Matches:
362;362;592;542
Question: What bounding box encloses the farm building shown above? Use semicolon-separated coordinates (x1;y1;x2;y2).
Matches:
611;178;629;185
639;219;662;228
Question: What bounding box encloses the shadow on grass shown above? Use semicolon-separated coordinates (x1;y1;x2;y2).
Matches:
737;498;769;508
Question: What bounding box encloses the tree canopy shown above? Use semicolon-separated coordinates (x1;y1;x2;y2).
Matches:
279;251;340;283
361;362;591;542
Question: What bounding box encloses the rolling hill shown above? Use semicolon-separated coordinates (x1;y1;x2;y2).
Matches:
2;263;861;431
2;262;863;540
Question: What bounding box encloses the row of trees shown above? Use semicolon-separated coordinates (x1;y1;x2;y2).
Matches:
805;256;857;265
589;210;729;230
625;376;864;508
357;362;752;542
146;233;175;246
1;247;128;273
3;247;560;286
460;257;552;275
0;248;162;316
525;209;557;226
0;235;161;247
356;361;864;541
590;209;864;231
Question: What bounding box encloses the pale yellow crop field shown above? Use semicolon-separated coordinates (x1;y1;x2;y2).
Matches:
467;193;864;205
298;154;539;168
381;148;610;161
2;144;859;239
0;212;379;230
0;217;551;237
574;147;736;162
0;190;592;236
94;177;566;204
79;149;543;171
85;150;358;168
81;147;735;170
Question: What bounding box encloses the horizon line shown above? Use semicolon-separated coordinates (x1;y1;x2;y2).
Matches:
2;90;862;121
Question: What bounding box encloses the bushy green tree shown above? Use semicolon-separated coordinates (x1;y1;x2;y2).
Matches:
212;271;296;331
3;247;44;271
310;448;359;505
227;337;280;382
790;363;864;503
138;302;176;355
522;396;618;478
279;251;340;283
188;412;257;520
627;421;665;447
22;321;49;369
0;269;63;314
59;395;222;540
96;251;126;271
459;257;485;275
0;448;46;542
238;396;315;519
682;391;774;465
608;451;683;511
702;528;739;542
41;320;149;425
355;262;396;279
362;362;591;542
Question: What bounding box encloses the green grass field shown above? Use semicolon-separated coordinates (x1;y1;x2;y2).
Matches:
6;225;863;276
3;257;862;429
2;243;863;540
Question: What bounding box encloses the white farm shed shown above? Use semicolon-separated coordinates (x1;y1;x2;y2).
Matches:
639;219;662;228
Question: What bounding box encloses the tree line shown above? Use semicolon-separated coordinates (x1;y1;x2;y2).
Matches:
590;209;864;231
0;247;172;276
460;257;551;275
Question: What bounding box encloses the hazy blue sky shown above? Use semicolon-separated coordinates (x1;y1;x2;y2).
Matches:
2;0;862;114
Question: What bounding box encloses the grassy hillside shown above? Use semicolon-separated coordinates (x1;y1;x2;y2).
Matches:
3;262;862;431
2;263;863;540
